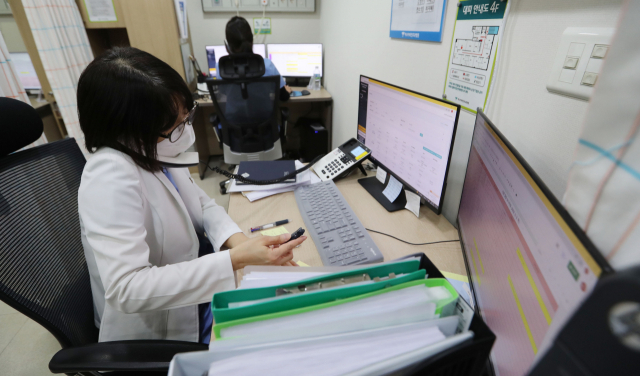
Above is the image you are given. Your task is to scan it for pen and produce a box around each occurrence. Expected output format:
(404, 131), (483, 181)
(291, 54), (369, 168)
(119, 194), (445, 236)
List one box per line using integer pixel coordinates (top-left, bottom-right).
(251, 219), (289, 232)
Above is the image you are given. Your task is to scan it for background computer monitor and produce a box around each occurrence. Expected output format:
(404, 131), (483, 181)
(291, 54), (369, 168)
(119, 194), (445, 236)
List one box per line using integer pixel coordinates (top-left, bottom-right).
(266, 43), (323, 78)
(10, 53), (41, 91)
(457, 110), (611, 376)
(205, 44), (266, 76)
(357, 75), (460, 214)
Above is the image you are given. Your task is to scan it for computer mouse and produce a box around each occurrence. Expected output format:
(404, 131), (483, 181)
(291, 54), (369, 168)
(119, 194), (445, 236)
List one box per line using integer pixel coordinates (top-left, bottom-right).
(301, 90), (311, 96)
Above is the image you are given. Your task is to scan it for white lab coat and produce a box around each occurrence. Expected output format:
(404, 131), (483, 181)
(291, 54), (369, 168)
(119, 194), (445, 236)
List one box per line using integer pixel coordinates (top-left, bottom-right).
(78, 147), (242, 342)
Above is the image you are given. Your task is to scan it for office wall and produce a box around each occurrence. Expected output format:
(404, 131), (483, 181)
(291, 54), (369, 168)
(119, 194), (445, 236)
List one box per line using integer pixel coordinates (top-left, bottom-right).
(0, 15), (27, 52)
(319, 0), (623, 225)
(186, 0), (322, 73)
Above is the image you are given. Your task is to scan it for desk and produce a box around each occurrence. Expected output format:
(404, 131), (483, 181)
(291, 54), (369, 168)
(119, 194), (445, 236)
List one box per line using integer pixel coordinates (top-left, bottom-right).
(28, 95), (64, 142)
(227, 168), (467, 279)
(193, 86), (333, 179)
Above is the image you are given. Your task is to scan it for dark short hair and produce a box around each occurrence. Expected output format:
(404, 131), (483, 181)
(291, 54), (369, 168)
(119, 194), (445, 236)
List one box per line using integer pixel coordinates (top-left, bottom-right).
(77, 47), (193, 172)
(226, 16), (254, 54)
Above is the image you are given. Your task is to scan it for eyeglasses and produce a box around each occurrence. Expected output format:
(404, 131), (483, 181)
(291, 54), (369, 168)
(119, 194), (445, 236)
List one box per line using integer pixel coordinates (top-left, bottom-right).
(160, 102), (199, 143)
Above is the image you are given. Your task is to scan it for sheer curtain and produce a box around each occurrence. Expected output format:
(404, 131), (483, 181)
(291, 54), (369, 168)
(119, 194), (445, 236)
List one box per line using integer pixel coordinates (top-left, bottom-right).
(0, 30), (47, 148)
(20, 0), (94, 155)
(563, 0), (640, 270)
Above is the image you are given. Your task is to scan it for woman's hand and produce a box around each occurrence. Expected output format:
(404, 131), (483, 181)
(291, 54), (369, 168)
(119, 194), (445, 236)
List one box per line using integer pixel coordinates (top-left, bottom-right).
(228, 233), (306, 270)
(284, 85), (293, 94)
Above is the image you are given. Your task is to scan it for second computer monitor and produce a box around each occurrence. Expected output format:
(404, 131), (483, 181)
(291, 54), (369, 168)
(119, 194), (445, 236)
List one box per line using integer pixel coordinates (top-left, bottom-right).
(357, 76), (460, 214)
(457, 110), (610, 376)
(10, 52), (41, 91)
(205, 44), (266, 76)
(267, 43), (323, 78)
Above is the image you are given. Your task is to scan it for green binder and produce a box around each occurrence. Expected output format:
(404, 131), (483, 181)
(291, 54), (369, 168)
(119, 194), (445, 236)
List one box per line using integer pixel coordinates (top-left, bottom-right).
(212, 260), (425, 324)
(213, 278), (459, 340)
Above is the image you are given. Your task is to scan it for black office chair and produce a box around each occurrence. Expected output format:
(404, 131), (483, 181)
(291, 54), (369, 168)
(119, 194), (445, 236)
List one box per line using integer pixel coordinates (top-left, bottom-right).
(0, 98), (207, 376)
(206, 53), (285, 165)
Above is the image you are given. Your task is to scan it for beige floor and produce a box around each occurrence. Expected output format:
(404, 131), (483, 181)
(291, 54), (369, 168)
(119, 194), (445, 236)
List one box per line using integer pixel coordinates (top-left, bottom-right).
(0, 164), (231, 375)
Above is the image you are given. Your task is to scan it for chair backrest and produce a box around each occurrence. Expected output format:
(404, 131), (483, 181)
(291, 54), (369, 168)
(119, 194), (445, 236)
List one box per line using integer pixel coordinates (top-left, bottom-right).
(208, 75), (281, 155)
(0, 139), (98, 348)
(0, 97), (44, 157)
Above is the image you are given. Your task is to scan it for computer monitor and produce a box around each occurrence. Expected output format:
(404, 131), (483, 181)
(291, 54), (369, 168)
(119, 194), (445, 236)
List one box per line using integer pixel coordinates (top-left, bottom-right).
(205, 44), (266, 76)
(457, 110), (611, 376)
(357, 76), (460, 214)
(266, 43), (323, 78)
(10, 53), (41, 91)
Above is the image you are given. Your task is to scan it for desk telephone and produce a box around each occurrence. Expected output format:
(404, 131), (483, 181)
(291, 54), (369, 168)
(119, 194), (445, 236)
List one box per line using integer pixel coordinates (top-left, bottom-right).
(312, 138), (371, 182)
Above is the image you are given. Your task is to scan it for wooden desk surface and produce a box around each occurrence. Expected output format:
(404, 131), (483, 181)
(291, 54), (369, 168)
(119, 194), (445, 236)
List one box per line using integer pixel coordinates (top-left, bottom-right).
(227, 170), (466, 276)
(196, 86), (332, 106)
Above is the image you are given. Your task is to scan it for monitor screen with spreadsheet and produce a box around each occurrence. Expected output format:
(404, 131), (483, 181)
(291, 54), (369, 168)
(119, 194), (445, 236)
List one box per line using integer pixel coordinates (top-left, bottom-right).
(205, 44), (266, 76)
(357, 75), (460, 213)
(457, 110), (610, 376)
(266, 44), (323, 78)
(10, 53), (41, 90)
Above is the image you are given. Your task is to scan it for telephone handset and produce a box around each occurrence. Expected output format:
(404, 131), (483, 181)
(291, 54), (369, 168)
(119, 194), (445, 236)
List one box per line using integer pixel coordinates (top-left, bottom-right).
(312, 138), (371, 181)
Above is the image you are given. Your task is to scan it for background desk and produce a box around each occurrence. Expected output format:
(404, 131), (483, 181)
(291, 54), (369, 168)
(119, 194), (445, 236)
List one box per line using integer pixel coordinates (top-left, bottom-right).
(28, 95), (65, 143)
(193, 86), (333, 179)
(227, 169), (466, 279)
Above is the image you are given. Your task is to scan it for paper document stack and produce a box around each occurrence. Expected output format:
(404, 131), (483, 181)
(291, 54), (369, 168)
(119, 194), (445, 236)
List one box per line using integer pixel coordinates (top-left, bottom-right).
(228, 160), (321, 202)
(168, 260), (476, 376)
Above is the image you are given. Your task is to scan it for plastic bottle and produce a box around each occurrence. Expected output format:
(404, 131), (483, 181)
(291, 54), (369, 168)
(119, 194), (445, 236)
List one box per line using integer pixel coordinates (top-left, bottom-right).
(312, 66), (321, 91)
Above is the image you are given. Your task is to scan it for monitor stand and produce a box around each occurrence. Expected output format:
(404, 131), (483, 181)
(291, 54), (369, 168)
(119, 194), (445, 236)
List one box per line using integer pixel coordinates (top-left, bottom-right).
(358, 176), (407, 212)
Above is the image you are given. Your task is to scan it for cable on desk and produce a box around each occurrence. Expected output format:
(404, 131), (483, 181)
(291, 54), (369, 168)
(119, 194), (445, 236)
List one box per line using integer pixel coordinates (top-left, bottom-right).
(365, 228), (459, 246)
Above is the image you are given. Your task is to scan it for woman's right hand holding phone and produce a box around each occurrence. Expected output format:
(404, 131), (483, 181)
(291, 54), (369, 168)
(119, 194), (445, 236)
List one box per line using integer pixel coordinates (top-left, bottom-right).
(229, 233), (306, 270)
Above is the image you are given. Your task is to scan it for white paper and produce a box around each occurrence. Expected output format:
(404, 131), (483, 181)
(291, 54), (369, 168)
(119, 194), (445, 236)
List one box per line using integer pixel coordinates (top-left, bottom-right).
(84, 0), (117, 22)
(390, 0), (446, 33)
(220, 285), (438, 339)
(376, 168), (387, 184)
(239, 272), (328, 289)
(174, 0), (188, 40)
(209, 323), (446, 376)
(169, 321), (458, 376)
(244, 172), (321, 202)
(229, 161), (311, 193)
(180, 42), (193, 83)
(346, 331), (474, 376)
(382, 175), (403, 203)
(404, 190), (421, 217)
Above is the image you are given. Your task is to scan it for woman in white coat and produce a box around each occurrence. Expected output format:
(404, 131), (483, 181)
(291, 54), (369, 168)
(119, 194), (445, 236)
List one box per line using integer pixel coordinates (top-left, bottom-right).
(76, 47), (306, 344)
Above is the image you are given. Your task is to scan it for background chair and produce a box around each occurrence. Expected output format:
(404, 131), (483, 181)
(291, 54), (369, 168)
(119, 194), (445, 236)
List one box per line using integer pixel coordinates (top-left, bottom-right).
(206, 53), (286, 165)
(0, 98), (207, 376)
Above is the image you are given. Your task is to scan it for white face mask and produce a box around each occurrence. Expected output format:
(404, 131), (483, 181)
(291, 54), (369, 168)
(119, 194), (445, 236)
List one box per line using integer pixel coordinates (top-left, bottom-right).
(156, 124), (195, 158)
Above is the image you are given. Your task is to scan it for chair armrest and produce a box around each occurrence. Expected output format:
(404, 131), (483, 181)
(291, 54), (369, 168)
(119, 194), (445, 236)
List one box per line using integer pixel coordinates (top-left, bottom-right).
(49, 340), (208, 374)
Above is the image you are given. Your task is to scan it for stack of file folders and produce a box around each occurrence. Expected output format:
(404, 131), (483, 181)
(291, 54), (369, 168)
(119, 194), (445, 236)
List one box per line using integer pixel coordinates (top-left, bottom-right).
(169, 254), (496, 376)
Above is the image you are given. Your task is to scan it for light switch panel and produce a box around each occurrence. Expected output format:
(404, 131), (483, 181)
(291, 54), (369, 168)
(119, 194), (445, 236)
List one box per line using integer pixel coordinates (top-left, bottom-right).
(547, 27), (613, 101)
